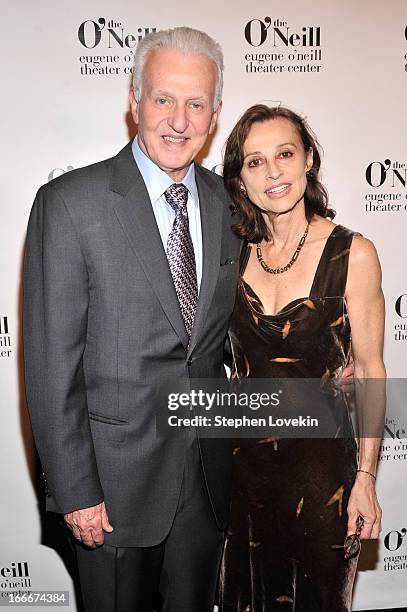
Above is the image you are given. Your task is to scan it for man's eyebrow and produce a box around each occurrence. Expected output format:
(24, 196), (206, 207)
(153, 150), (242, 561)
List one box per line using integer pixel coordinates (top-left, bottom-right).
(152, 91), (207, 101)
(152, 90), (173, 97)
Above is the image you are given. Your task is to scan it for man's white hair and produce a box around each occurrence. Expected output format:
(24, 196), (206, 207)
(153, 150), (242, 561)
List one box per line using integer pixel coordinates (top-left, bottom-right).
(132, 26), (224, 110)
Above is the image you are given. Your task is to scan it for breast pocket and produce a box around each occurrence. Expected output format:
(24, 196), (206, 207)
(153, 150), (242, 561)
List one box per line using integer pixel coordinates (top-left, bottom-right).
(218, 258), (239, 281)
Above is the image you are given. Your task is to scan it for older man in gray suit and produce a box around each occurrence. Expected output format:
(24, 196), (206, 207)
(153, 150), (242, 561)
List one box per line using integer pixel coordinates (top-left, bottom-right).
(23, 27), (240, 612)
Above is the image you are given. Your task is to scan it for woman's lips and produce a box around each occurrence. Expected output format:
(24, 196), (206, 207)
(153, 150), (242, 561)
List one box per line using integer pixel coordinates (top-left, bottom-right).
(265, 183), (291, 198)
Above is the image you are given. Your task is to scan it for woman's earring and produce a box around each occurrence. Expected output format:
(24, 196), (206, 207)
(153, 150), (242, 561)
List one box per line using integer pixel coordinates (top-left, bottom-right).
(240, 186), (248, 197)
(306, 169), (313, 180)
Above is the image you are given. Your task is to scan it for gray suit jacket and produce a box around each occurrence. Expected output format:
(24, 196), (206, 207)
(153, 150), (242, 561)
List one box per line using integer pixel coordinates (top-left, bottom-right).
(23, 141), (241, 546)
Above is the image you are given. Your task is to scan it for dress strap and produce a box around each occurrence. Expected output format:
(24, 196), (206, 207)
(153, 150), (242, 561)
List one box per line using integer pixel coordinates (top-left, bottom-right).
(239, 242), (251, 276)
(310, 225), (359, 298)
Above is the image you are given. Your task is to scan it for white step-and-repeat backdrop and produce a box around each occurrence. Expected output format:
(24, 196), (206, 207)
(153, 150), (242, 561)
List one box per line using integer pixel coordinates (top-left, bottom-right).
(1, 0), (406, 609)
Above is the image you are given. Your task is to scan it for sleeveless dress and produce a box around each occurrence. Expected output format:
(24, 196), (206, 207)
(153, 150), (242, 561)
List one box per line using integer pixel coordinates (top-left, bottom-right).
(218, 225), (359, 612)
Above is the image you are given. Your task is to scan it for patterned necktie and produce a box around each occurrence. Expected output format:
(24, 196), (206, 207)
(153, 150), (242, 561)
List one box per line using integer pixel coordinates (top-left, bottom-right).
(165, 183), (198, 337)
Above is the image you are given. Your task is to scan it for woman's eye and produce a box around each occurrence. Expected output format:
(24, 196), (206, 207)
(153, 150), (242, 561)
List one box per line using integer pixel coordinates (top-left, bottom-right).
(157, 98), (168, 105)
(248, 158), (262, 168)
(279, 151), (293, 159)
(190, 102), (203, 110)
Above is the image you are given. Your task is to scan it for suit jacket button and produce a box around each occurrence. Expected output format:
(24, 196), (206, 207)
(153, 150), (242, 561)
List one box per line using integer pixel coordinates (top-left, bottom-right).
(187, 358), (192, 366)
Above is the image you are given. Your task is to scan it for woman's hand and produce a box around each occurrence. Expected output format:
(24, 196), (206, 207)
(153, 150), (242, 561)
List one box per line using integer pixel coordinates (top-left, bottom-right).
(347, 471), (382, 539)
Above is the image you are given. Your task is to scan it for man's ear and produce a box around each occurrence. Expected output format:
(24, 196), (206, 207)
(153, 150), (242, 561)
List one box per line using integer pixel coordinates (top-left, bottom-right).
(129, 88), (139, 125)
(209, 100), (222, 135)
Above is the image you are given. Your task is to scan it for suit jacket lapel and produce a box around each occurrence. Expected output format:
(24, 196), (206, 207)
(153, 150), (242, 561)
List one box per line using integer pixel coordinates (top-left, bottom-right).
(188, 166), (223, 355)
(111, 143), (189, 349)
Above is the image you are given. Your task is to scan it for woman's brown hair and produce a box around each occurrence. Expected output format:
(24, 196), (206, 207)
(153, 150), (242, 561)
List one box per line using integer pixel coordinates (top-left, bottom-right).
(223, 104), (335, 243)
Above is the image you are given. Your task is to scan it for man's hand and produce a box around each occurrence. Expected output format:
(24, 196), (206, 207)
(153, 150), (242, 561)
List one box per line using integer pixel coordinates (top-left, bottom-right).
(64, 501), (113, 548)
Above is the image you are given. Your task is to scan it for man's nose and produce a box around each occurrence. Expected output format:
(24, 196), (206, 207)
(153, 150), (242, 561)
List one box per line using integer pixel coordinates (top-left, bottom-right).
(167, 104), (188, 133)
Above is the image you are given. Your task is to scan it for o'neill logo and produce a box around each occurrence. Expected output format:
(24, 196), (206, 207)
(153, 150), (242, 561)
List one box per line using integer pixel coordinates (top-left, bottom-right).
(364, 158), (407, 213)
(0, 562), (31, 590)
(365, 159), (406, 188)
(76, 18), (156, 77)
(384, 528), (407, 551)
(244, 17), (320, 47)
(383, 528), (407, 572)
(243, 17), (322, 74)
(78, 18), (156, 49)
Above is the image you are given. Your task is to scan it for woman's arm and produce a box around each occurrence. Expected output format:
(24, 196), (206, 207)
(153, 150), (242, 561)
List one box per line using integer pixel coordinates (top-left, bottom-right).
(344, 235), (386, 539)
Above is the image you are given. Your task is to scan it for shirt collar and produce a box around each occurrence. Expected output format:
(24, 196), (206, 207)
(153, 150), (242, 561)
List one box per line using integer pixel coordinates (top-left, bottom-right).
(132, 138), (199, 206)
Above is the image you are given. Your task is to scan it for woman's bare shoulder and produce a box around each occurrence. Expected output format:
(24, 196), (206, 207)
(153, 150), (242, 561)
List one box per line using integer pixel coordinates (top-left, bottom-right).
(349, 234), (380, 265)
(347, 233), (382, 293)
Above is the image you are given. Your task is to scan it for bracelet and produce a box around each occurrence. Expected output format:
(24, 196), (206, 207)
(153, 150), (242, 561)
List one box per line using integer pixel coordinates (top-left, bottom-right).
(357, 469), (377, 480)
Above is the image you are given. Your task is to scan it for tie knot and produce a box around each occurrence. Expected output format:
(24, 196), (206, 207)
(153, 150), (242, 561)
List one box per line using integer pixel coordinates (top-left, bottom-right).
(164, 183), (189, 213)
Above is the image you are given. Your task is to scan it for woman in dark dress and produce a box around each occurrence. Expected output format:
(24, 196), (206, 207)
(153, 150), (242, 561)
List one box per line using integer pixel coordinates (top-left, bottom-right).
(218, 105), (385, 611)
